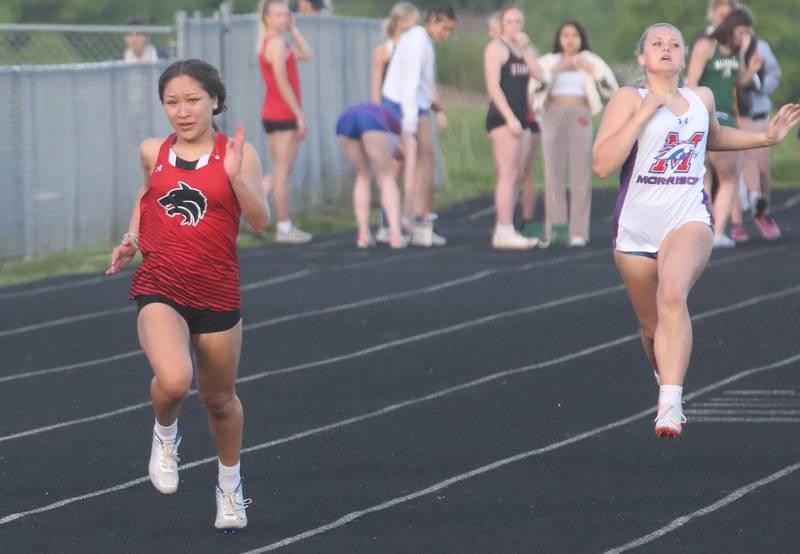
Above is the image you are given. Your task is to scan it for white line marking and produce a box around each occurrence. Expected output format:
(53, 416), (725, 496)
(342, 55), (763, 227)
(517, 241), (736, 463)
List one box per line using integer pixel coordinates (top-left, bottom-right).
(0, 351), (142, 385)
(723, 390), (797, 396)
(0, 307), (136, 339)
(691, 402), (800, 409)
(0, 250), (606, 383)
(4, 280), (800, 444)
(0, 401), (150, 444)
(0, 241), (776, 339)
(774, 191), (800, 212)
(238, 270), (316, 291)
(691, 417), (800, 423)
(685, 409), (800, 416)
(461, 205), (496, 221)
(236, 353), (800, 553)
(604, 461), (800, 553)
(0, 274), (128, 301)
(2, 299), (799, 530)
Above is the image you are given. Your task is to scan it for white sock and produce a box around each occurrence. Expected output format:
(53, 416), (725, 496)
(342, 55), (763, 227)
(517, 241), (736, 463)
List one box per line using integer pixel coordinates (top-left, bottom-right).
(154, 419), (178, 441)
(494, 223), (515, 237)
(277, 219), (293, 233)
(218, 460), (241, 493)
(659, 385), (683, 407)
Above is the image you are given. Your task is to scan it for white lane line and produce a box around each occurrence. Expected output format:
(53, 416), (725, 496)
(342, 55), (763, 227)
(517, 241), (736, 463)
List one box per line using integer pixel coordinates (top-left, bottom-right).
(0, 270), (313, 338)
(691, 402), (800, 409)
(0, 240), (777, 341)
(1, 310), (798, 532)
(685, 409), (800, 416)
(604, 461), (800, 553)
(4, 279), (800, 445)
(0, 307), (136, 339)
(774, 191), (800, 212)
(691, 417), (800, 423)
(0, 351), (142, 385)
(0, 250), (606, 382)
(723, 390), (797, 396)
(243, 270), (494, 331)
(236, 353), (800, 553)
(239, 270), (316, 292)
(0, 401), (151, 444)
(461, 205), (496, 221)
(0, 274), (128, 301)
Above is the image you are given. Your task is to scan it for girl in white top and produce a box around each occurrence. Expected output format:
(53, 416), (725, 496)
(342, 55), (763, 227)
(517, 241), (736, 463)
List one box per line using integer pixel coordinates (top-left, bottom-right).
(592, 23), (799, 438)
(371, 2), (420, 104)
(532, 21), (618, 246)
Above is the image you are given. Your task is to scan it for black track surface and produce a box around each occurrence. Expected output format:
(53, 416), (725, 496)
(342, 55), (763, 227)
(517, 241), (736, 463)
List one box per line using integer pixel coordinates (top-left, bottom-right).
(1, 189), (799, 553)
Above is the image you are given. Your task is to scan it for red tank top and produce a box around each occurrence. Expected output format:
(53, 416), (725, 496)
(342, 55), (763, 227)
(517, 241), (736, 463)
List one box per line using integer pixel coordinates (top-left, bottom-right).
(130, 132), (242, 311)
(259, 35), (301, 122)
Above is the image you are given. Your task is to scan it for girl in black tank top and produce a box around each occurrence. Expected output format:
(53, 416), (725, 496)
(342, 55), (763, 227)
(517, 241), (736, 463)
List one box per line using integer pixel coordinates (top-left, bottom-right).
(486, 42), (531, 132)
(483, 5), (544, 250)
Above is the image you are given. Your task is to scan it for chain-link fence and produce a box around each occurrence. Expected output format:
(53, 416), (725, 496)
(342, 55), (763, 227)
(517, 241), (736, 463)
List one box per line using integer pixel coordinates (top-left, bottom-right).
(0, 6), (384, 260)
(0, 23), (175, 65)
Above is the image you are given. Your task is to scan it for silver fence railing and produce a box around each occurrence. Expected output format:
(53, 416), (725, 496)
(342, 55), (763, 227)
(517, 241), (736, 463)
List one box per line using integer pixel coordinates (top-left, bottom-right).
(0, 7), (382, 260)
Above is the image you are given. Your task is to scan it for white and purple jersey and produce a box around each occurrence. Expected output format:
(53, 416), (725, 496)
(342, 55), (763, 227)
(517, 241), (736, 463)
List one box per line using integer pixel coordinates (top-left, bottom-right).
(614, 87), (713, 254)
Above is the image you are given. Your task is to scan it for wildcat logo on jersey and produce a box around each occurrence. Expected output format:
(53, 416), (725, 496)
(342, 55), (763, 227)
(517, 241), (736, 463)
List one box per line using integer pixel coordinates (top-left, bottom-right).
(158, 181), (208, 226)
(649, 132), (704, 174)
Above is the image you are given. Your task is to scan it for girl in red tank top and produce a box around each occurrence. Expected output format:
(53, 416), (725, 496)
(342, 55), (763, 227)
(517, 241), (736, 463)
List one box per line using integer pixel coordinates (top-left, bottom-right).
(258, 0), (314, 244)
(106, 59), (269, 530)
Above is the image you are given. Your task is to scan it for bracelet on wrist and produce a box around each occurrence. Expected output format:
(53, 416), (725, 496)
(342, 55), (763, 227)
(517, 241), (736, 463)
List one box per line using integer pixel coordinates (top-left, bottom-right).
(123, 232), (140, 250)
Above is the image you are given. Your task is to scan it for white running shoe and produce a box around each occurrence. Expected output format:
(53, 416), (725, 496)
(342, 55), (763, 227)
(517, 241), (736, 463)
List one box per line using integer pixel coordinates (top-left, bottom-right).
(215, 481), (251, 530)
(654, 403), (686, 438)
(492, 231), (538, 250)
(374, 226), (391, 244)
(712, 234), (735, 249)
(276, 225), (312, 244)
(568, 236), (587, 248)
(149, 432), (181, 494)
(430, 230), (447, 247)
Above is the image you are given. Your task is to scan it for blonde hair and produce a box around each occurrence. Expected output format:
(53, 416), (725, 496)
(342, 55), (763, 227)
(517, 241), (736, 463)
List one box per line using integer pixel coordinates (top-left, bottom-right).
(707, 0), (738, 23)
(257, 0), (287, 51)
(636, 22), (684, 55)
(382, 2), (419, 38)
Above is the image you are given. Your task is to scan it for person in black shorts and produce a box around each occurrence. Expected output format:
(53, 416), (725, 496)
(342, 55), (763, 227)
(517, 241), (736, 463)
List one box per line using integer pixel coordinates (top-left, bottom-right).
(484, 3), (544, 249)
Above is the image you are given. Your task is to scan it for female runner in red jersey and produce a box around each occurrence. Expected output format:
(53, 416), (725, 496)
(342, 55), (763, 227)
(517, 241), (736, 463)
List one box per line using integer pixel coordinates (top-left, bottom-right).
(258, 0), (314, 243)
(106, 59), (268, 530)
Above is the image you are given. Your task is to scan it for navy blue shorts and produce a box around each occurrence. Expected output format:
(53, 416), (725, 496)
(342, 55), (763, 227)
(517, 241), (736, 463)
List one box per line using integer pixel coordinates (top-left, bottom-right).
(335, 111), (388, 140)
(617, 250), (658, 260)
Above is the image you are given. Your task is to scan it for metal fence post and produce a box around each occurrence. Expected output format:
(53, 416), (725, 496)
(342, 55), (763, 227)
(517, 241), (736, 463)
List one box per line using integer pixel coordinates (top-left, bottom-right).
(175, 11), (187, 59)
(218, 2), (232, 132)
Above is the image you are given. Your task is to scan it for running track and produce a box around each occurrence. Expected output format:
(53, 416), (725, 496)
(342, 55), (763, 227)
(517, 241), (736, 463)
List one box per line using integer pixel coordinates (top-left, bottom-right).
(1, 190), (799, 553)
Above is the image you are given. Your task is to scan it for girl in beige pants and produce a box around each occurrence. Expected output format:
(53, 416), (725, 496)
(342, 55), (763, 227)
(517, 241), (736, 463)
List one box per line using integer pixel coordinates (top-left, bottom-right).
(541, 103), (593, 243)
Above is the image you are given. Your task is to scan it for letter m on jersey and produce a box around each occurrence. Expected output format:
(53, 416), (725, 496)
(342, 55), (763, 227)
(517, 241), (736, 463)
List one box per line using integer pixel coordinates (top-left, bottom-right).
(649, 132), (704, 174)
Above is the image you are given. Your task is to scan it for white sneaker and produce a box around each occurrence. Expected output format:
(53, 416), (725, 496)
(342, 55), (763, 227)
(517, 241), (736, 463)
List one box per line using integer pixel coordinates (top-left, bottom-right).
(276, 225), (312, 244)
(712, 234), (735, 249)
(149, 432), (181, 494)
(654, 403), (686, 438)
(492, 231), (538, 250)
(374, 226), (391, 244)
(430, 230), (447, 247)
(215, 481), (251, 530)
(569, 236), (587, 247)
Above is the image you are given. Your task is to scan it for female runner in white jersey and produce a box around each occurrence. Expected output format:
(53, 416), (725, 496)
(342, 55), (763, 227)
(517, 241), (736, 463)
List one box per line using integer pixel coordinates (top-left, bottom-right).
(592, 23), (799, 438)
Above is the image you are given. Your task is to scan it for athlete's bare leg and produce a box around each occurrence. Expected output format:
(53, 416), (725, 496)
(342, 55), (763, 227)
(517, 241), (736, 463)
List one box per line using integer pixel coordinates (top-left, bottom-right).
(193, 321), (244, 467)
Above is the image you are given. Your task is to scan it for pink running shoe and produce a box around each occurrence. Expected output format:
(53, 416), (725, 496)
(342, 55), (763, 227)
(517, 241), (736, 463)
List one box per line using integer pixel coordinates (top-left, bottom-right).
(730, 224), (749, 243)
(753, 214), (781, 240)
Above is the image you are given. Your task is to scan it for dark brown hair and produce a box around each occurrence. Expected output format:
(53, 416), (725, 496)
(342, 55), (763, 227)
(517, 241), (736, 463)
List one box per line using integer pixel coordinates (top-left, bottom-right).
(552, 20), (591, 54)
(710, 7), (753, 48)
(158, 59), (227, 116)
